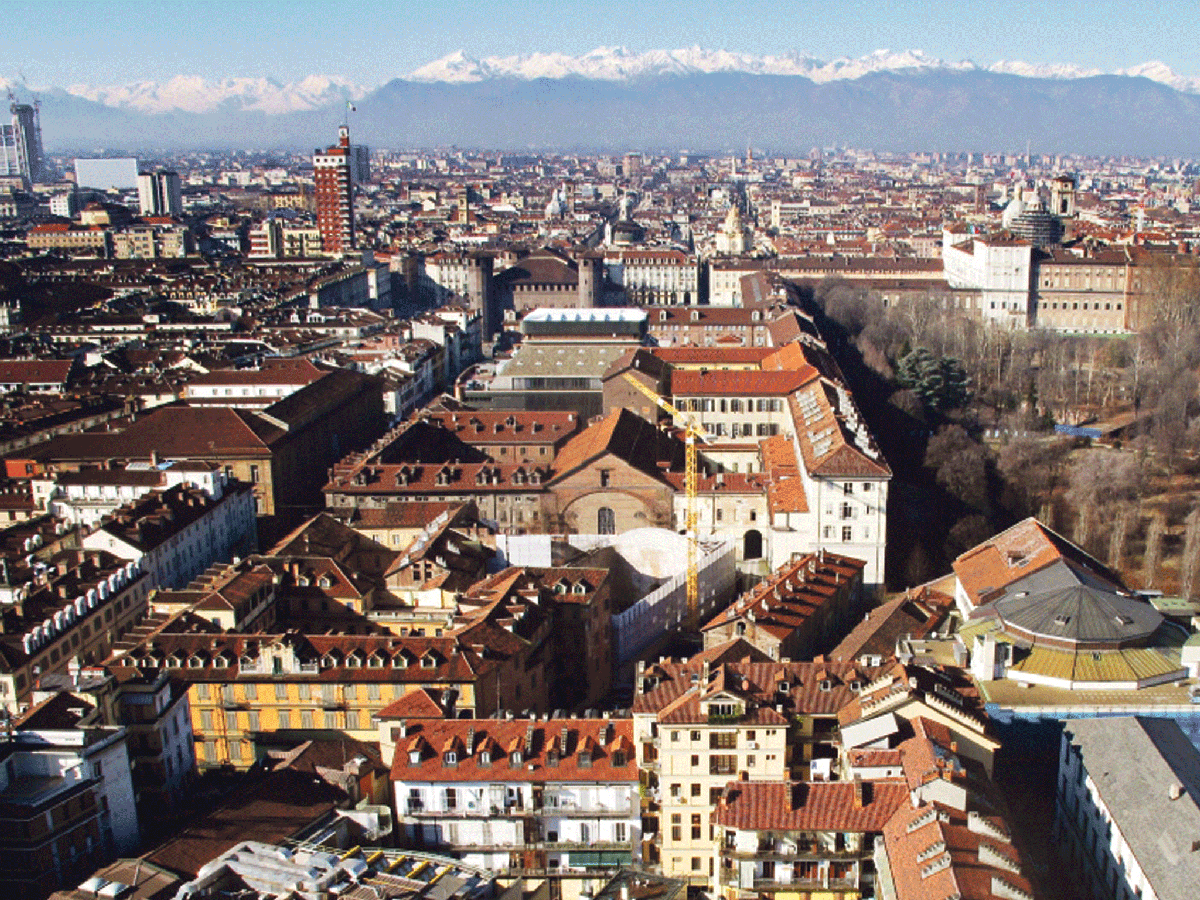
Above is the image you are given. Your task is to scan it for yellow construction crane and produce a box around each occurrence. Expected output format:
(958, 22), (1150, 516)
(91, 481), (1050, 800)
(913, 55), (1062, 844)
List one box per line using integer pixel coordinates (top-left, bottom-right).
(622, 373), (708, 630)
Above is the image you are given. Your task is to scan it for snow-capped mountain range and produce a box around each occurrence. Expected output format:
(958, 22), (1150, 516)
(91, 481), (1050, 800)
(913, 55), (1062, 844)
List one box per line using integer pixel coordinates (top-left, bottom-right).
(409, 47), (1200, 93)
(18, 48), (1200, 116)
(61, 74), (366, 115)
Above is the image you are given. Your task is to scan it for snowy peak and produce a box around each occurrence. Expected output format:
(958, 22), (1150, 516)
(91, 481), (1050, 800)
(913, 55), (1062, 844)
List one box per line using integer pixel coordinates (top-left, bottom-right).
(404, 47), (1200, 94)
(66, 74), (368, 115)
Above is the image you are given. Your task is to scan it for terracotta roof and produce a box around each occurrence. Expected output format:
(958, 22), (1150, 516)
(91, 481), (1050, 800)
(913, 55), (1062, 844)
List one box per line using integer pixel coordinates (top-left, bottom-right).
(550, 407), (684, 483)
(671, 368), (817, 396)
(882, 800), (1032, 900)
(713, 780), (908, 832)
(830, 586), (955, 663)
(391, 717), (637, 784)
(952, 516), (1125, 610)
(0, 359), (73, 386)
(143, 767), (347, 877)
(634, 657), (892, 721)
(704, 553), (864, 638)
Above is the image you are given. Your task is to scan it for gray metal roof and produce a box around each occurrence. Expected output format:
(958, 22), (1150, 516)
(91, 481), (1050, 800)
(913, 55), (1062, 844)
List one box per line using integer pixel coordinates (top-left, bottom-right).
(993, 582), (1163, 645)
(1064, 717), (1200, 900)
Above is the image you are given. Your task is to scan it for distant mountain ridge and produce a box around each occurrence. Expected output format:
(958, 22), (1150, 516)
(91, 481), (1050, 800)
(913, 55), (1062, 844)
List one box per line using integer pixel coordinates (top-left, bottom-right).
(23, 54), (1200, 156)
(19, 48), (1200, 119)
(406, 47), (1200, 95)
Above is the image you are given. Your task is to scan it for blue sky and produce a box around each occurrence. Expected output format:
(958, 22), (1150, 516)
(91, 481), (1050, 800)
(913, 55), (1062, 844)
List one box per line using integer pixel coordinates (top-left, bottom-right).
(8, 0), (1200, 85)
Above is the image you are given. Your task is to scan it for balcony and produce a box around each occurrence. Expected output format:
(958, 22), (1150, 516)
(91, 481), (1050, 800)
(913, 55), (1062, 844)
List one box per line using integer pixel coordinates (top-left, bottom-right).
(720, 844), (865, 861)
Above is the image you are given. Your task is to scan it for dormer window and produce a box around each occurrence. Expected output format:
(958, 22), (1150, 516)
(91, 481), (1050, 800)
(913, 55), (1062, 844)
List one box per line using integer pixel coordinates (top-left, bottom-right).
(612, 750), (626, 767)
(421, 654), (438, 668)
(572, 582), (587, 594)
(409, 750), (421, 765)
(819, 679), (833, 692)
(443, 750), (457, 767)
(479, 750), (491, 766)
(510, 751), (523, 767)
(547, 749), (559, 768)
(578, 751), (592, 768)
(848, 680), (862, 692)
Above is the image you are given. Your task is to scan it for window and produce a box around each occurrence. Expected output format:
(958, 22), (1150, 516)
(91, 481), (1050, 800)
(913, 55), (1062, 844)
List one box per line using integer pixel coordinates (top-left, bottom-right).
(841, 503), (853, 519)
(598, 507), (616, 535)
(615, 822), (627, 842)
(444, 788), (458, 810)
(278, 709), (291, 729)
(690, 730), (701, 741)
(691, 782), (702, 797)
(842, 526), (852, 542)
(843, 483), (853, 495)
(691, 754), (700, 767)
(599, 469), (611, 487)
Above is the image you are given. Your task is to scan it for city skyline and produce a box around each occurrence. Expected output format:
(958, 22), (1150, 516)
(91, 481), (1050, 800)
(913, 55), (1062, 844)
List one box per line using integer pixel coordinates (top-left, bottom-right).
(7, 0), (1200, 92)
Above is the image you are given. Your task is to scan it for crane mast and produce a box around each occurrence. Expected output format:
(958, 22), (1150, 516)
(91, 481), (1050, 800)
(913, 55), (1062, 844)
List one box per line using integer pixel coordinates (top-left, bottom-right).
(622, 373), (707, 631)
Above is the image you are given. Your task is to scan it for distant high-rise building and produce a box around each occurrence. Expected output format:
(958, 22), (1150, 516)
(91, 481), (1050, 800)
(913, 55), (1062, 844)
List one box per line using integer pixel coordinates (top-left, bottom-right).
(137, 169), (183, 217)
(0, 103), (44, 184)
(313, 125), (357, 255)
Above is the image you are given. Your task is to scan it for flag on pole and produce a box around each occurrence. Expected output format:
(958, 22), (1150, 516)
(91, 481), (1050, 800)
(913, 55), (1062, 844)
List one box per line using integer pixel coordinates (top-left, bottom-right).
(347, 101), (357, 112)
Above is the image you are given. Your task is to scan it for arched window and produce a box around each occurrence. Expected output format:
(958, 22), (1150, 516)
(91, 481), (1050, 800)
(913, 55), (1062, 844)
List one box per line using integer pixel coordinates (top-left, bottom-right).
(598, 507), (616, 535)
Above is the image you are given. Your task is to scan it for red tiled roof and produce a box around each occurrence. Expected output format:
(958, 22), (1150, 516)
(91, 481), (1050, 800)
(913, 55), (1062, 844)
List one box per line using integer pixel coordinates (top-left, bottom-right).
(390, 718), (637, 784)
(713, 780), (908, 832)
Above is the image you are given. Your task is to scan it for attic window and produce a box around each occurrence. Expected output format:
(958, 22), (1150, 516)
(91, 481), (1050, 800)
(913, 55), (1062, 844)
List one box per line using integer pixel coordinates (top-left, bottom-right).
(443, 750), (457, 767)
(578, 750), (592, 768)
(479, 750), (491, 766)
(776, 681), (789, 693)
(409, 749), (421, 765)
(368, 655), (384, 668)
(612, 750), (626, 767)
(187, 656), (203, 668)
(572, 582), (587, 594)
(819, 680), (833, 692)
(510, 750), (523, 767)
(848, 680), (862, 692)
(318, 575), (333, 588)
(421, 654), (438, 668)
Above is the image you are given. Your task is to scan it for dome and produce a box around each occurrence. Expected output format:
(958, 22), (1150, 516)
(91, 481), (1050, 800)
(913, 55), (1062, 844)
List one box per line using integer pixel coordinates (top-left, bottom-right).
(992, 584), (1163, 649)
(1001, 196), (1025, 229)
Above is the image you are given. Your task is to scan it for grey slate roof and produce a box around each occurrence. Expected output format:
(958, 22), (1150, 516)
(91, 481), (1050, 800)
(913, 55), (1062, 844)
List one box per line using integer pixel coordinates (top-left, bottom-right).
(993, 583), (1162, 645)
(1064, 716), (1200, 900)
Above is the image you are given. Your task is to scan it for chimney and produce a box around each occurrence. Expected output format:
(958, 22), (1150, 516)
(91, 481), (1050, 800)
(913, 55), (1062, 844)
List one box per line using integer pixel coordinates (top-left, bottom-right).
(466, 726), (475, 754)
(560, 726), (570, 756)
(853, 774), (865, 808)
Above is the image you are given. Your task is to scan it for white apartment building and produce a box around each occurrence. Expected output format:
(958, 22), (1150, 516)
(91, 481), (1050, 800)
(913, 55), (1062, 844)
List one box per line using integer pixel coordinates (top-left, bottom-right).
(391, 716), (641, 876)
(81, 481), (257, 591)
